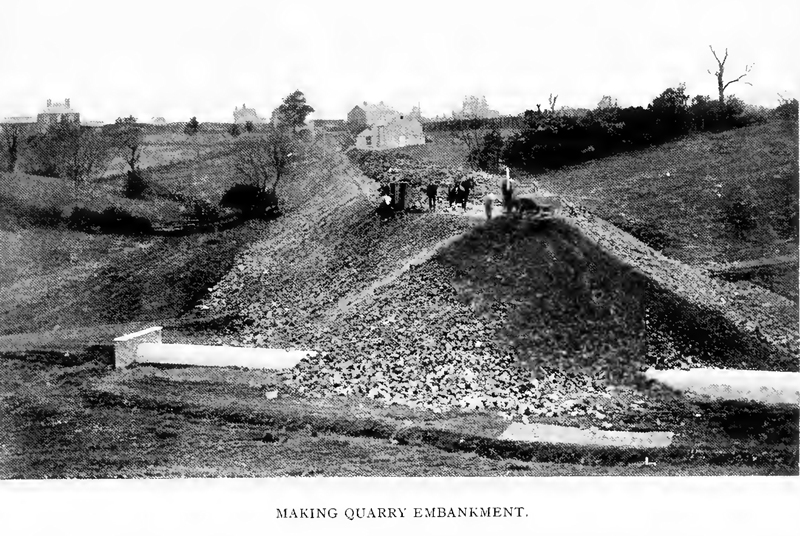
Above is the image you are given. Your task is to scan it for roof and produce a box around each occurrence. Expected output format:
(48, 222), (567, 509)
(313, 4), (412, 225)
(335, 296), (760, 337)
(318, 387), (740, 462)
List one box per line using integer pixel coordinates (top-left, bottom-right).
(40, 101), (78, 114)
(2, 116), (36, 124)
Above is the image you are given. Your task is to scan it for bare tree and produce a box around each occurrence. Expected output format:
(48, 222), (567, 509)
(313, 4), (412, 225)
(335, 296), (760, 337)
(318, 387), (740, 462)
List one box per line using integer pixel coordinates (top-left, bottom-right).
(27, 121), (112, 193)
(448, 111), (487, 170)
(1, 123), (29, 172)
(708, 46), (754, 104)
(59, 126), (112, 189)
(109, 116), (144, 174)
(231, 127), (296, 193)
(549, 94), (559, 114)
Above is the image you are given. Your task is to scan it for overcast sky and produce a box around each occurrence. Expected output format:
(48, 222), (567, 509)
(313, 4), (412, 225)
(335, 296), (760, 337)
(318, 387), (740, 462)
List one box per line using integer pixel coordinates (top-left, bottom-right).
(1, 0), (797, 123)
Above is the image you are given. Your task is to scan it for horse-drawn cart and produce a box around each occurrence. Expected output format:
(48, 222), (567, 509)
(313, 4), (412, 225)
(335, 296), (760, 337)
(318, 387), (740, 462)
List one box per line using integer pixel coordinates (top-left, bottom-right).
(508, 195), (561, 222)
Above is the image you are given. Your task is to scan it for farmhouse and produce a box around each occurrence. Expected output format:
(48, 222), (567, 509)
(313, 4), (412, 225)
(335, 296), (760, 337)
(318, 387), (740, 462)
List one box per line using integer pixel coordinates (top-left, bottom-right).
(1, 116), (36, 125)
(347, 101), (401, 128)
(355, 114), (424, 150)
(233, 103), (266, 124)
(37, 98), (80, 129)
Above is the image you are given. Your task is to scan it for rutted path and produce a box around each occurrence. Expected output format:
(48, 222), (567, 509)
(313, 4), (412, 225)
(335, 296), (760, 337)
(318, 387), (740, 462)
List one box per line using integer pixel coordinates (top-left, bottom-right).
(335, 231), (469, 316)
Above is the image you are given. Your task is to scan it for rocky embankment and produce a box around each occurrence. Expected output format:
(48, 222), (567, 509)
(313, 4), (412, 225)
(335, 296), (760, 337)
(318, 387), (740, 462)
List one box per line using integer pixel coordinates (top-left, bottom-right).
(198, 155), (797, 428)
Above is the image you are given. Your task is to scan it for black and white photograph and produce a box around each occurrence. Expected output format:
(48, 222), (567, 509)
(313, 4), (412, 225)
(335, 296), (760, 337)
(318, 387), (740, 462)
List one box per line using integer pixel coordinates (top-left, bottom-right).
(0, 0), (798, 532)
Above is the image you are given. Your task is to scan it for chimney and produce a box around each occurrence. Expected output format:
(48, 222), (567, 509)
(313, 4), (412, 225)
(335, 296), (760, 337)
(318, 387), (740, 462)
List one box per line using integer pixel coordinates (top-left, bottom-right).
(65, 98), (70, 108)
(47, 99), (51, 107)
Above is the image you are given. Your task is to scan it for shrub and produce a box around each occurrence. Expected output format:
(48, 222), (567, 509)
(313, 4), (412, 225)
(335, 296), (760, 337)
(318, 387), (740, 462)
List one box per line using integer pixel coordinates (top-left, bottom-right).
(608, 214), (675, 252)
(774, 96), (799, 122)
(475, 129), (504, 173)
(124, 170), (148, 199)
(717, 184), (760, 238)
(66, 205), (153, 235)
(220, 183), (281, 221)
(190, 199), (220, 225)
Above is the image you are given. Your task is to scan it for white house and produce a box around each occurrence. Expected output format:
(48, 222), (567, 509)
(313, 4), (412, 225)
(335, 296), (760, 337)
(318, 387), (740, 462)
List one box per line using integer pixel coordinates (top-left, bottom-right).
(347, 101), (401, 128)
(233, 104), (266, 124)
(37, 98), (80, 129)
(355, 114), (424, 151)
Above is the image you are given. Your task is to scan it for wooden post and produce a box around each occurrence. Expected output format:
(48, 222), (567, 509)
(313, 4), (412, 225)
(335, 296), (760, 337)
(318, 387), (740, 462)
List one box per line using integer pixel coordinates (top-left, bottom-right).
(390, 183), (397, 206)
(399, 183), (407, 210)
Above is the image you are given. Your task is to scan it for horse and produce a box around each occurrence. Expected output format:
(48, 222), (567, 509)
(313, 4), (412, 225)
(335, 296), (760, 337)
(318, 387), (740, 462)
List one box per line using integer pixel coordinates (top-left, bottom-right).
(509, 195), (561, 221)
(447, 177), (475, 209)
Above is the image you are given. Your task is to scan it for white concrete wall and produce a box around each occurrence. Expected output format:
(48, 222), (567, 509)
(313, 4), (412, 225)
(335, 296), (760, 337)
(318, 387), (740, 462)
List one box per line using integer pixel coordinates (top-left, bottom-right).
(645, 368), (800, 404)
(113, 326), (162, 369)
(136, 343), (315, 370)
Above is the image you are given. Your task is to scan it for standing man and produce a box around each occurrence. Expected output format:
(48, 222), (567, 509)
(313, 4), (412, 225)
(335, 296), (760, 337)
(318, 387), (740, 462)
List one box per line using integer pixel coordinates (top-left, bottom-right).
(377, 193), (394, 221)
(447, 176), (460, 209)
(483, 192), (498, 220)
(500, 166), (516, 214)
(426, 183), (439, 211)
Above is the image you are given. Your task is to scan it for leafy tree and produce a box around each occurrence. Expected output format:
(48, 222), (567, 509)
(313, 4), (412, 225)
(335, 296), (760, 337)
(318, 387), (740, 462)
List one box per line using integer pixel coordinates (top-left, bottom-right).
(184, 116), (200, 135)
(648, 84), (691, 141)
(274, 90), (315, 132)
(108, 116), (147, 198)
(447, 112), (489, 170)
(220, 183), (280, 221)
(475, 129), (504, 172)
(244, 120), (254, 133)
(110, 116), (144, 173)
(775, 94), (799, 122)
(28, 120), (111, 190)
(184, 116), (201, 158)
(228, 123), (241, 137)
(231, 126), (296, 194)
(1, 123), (30, 172)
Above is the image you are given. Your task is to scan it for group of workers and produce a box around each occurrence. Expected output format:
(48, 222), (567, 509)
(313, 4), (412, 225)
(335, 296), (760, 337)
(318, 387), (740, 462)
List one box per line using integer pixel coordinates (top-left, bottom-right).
(377, 166), (518, 221)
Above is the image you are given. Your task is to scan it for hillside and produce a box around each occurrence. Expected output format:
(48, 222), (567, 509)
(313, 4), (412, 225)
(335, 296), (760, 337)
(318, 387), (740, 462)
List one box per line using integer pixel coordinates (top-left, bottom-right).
(526, 121), (799, 266)
(198, 128), (797, 425)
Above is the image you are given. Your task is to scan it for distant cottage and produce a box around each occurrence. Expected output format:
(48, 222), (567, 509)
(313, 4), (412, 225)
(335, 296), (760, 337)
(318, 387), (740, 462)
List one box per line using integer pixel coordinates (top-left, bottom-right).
(1, 116), (36, 125)
(347, 101), (401, 128)
(355, 114), (424, 151)
(37, 98), (80, 129)
(233, 104), (265, 125)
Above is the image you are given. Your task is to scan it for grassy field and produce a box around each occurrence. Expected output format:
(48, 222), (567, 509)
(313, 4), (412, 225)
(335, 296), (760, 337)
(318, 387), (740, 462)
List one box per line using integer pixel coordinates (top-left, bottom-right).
(1, 125), (796, 477)
(526, 121), (799, 266)
(1, 352), (795, 477)
(0, 223), (266, 336)
(402, 121), (798, 267)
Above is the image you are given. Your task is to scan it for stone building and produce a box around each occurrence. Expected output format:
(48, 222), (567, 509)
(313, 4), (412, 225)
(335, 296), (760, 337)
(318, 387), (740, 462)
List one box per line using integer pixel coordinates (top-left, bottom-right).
(355, 114), (424, 151)
(347, 101), (401, 128)
(233, 104), (265, 124)
(37, 98), (80, 130)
